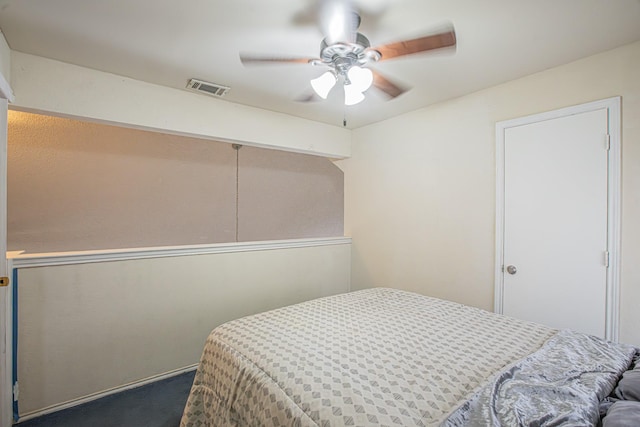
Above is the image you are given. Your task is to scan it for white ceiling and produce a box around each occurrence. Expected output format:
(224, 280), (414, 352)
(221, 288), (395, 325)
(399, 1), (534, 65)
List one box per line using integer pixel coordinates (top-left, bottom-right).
(1, 0), (639, 129)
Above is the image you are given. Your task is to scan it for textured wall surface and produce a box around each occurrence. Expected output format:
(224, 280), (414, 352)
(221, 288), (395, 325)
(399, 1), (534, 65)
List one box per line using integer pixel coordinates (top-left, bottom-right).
(16, 243), (351, 415)
(8, 111), (344, 252)
(239, 147), (344, 241)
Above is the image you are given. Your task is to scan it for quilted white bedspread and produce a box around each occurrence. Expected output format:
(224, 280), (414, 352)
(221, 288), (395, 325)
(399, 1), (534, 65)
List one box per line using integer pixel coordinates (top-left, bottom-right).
(180, 288), (555, 426)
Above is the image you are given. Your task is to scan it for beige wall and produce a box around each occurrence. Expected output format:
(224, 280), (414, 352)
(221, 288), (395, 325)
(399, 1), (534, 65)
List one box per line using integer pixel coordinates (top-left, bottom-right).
(339, 40), (640, 346)
(9, 51), (351, 158)
(16, 242), (351, 416)
(5, 49), (349, 421)
(0, 31), (9, 84)
(8, 111), (344, 252)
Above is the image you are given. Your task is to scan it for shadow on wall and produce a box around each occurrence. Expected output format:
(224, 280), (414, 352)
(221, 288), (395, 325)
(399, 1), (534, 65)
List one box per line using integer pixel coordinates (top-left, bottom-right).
(7, 110), (344, 253)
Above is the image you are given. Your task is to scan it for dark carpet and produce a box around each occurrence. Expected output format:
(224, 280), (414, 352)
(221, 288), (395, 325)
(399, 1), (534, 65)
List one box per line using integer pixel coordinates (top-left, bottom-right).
(16, 371), (196, 427)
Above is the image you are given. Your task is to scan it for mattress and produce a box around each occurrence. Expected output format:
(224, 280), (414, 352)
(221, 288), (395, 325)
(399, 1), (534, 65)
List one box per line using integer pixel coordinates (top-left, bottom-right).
(181, 288), (636, 426)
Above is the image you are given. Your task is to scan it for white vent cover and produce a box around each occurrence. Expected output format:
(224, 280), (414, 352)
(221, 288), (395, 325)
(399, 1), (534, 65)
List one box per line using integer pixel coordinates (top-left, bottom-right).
(186, 79), (230, 98)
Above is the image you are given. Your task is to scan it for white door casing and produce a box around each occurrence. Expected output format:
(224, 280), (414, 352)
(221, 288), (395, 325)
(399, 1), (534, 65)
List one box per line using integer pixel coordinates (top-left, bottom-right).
(0, 88), (13, 426)
(0, 59), (14, 426)
(495, 97), (621, 341)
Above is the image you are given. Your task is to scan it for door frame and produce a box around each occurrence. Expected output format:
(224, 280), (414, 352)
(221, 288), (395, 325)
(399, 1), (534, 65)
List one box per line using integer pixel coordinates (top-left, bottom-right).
(0, 72), (14, 427)
(494, 97), (621, 342)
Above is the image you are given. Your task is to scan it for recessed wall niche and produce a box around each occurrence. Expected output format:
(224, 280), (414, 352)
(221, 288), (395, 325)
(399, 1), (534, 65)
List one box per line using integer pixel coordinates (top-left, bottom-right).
(8, 111), (344, 253)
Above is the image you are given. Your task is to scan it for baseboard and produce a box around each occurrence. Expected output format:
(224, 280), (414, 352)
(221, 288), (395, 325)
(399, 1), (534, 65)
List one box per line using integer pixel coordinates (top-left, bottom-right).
(15, 364), (198, 423)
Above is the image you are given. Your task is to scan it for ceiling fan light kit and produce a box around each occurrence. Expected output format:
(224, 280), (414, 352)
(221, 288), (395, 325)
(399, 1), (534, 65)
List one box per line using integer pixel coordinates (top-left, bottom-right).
(310, 71), (337, 99)
(239, 3), (456, 109)
(310, 65), (372, 104)
(308, 31), (379, 105)
(344, 83), (365, 105)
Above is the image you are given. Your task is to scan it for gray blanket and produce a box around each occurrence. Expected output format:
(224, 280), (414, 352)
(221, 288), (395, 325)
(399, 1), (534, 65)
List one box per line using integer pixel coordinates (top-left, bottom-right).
(442, 330), (636, 426)
(181, 289), (636, 427)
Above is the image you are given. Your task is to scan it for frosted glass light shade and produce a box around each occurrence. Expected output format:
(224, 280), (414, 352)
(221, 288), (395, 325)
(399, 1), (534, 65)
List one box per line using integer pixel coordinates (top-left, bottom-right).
(344, 84), (365, 106)
(310, 72), (337, 99)
(347, 66), (373, 92)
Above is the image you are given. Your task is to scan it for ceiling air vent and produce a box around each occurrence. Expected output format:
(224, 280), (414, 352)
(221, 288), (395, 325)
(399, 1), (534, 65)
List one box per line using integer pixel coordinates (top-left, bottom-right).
(186, 78), (230, 98)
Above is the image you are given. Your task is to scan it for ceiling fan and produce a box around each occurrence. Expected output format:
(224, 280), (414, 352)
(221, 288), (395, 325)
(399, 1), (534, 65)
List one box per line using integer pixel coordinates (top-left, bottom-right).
(240, 0), (456, 106)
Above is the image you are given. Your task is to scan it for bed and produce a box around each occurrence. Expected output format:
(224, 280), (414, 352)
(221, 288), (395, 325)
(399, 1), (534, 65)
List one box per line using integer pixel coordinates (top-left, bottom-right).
(180, 288), (639, 426)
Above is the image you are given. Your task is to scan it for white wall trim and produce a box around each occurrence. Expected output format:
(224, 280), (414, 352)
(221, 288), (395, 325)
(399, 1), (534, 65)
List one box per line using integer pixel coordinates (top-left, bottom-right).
(0, 97), (11, 427)
(0, 275), (12, 427)
(494, 96), (621, 342)
(16, 364), (198, 422)
(494, 120), (506, 316)
(8, 237), (351, 421)
(605, 97), (622, 342)
(0, 74), (13, 104)
(9, 237), (352, 268)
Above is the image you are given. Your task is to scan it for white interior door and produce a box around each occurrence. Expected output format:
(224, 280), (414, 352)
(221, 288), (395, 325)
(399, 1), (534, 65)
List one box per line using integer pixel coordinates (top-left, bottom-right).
(498, 105), (612, 338)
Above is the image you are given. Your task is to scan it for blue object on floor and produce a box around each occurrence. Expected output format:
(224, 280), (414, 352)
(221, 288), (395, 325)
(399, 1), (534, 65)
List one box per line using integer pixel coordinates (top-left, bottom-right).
(16, 370), (195, 427)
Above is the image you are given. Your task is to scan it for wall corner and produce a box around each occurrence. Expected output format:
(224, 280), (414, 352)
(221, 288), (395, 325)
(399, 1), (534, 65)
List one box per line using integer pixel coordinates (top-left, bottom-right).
(0, 31), (14, 101)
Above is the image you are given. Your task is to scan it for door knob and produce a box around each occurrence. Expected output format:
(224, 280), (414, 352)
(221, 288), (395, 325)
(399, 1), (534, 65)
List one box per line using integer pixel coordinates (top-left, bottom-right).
(506, 265), (517, 275)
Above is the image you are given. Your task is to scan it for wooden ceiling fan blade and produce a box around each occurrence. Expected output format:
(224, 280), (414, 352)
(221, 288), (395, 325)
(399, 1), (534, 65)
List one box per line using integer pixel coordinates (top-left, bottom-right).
(371, 27), (456, 61)
(239, 54), (318, 66)
(372, 70), (407, 99)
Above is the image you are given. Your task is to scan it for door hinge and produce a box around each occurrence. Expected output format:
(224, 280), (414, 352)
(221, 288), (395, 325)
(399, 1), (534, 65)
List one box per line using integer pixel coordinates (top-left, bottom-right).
(605, 134), (611, 151)
(604, 250), (610, 268)
(13, 382), (19, 401)
(0, 276), (9, 287)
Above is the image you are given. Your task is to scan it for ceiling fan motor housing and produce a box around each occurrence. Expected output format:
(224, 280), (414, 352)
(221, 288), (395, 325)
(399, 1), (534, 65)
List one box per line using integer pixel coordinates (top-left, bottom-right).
(317, 32), (381, 75)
